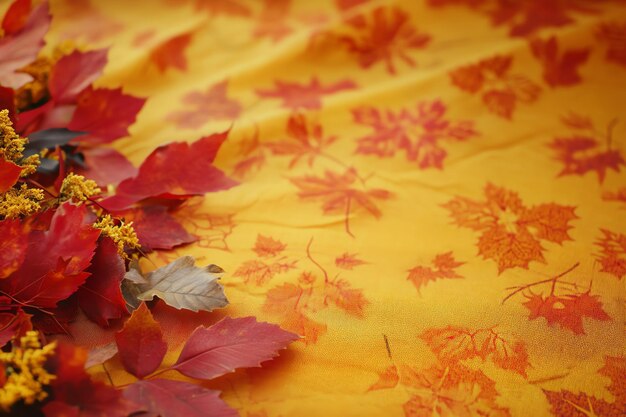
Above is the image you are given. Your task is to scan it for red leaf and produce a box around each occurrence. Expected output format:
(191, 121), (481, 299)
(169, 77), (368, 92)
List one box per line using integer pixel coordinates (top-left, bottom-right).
(0, 86), (16, 124)
(256, 77), (356, 110)
(530, 36), (590, 87)
(335, 253), (367, 270)
(77, 237), (128, 327)
(407, 252), (464, 292)
(0, 2), (50, 88)
(167, 81), (242, 129)
(124, 379), (237, 417)
(0, 203), (99, 308)
(0, 158), (21, 193)
(172, 316), (298, 380)
(49, 49), (108, 104)
(115, 303), (167, 379)
(149, 33), (192, 72)
(76, 147), (138, 187)
(102, 133), (237, 210)
(0, 309), (32, 347)
(68, 86), (146, 144)
(1, 0), (31, 35)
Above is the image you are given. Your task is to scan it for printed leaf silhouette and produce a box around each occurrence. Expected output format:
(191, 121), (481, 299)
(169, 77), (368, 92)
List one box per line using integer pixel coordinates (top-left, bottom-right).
(0, 219), (28, 279)
(102, 132), (237, 210)
(0, 158), (21, 193)
(149, 32), (192, 72)
(124, 379), (238, 417)
(442, 183), (577, 273)
(336, 6), (430, 74)
(234, 259), (297, 286)
(124, 256), (228, 313)
(599, 355), (626, 401)
(420, 326), (530, 377)
(265, 113), (337, 168)
(68, 86), (146, 144)
(543, 389), (624, 417)
(336, 0), (370, 11)
(172, 316), (299, 380)
(530, 36), (590, 87)
(49, 49), (108, 104)
(167, 81), (242, 129)
(0, 2), (50, 89)
(594, 229), (626, 279)
(116, 206), (196, 251)
(523, 292), (611, 334)
(324, 279), (368, 317)
(256, 77), (356, 110)
(0, 203), (100, 308)
(335, 253), (367, 270)
(253, 234), (287, 258)
(407, 252), (464, 292)
(77, 237), (128, 327)
(602, 187), (626, 206)
(253, 0), (292, 43)
(182, 0), (252, 17)
(368, 365), (400, 391)
(115, 303), (167, 378)
(0, 309), (31, 346)
(596, 21), (626, 68)
(290, 168), (391, 237)
(549, 136), (624, 183)
(353, 100), (476, 168)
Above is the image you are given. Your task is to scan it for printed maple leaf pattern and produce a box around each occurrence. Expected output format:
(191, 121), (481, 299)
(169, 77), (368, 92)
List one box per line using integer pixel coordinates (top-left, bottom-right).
(167, 80), (242, 129)
(253, 0), (292, 43)
(232, 127), (266, 178)
(449, 55), (541, 119)
(352, 100), (477, 168)
(442, 183), (577, 273)
(549, 113), (624, 182)
(596, 21), (626, 68)
(543, 355), (626, 417)
(530, 36), (590, 87)
(602, 187), (626, 206)
(256, 77), (356, 110)
(263, 239), (368, 344)
(173, 199), (236, 251)
(503, 263), (611, 334)
(290, 168), (391, 237)
(149, 32), (192, 72)
(234, 235), (297, 285)
(335, 253), (367, 270)
(166, 0), (251, 17)
(335, 6), (431, 74)
(407, 252), (464, 293)
(595, 229), (626, 280)
(428, 0), (600, 37)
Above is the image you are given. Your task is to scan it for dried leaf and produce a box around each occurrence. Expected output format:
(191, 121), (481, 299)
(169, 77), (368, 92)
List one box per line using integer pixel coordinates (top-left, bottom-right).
(85, 342), (118, 369)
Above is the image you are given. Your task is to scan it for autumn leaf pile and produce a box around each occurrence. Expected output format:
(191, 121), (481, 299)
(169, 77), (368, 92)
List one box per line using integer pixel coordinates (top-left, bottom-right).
(0, 1), (297, 415)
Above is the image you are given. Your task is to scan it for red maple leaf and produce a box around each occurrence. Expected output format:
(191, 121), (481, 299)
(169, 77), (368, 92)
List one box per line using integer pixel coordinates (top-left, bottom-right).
(420, 326), (530, 377)
(102, 132), (237, 210)
(442, 183), (577, 273)
(256, 77), (356, 110)
(595, 228), (626, 279)
(352, 100), (477, 168)
(149, 32), (192, 72)
(75, 147), (138, 187)
(336, 6), (430, 74)
(0, 158), (22, 193)
(48, 49), (108, 104)
(530, 36), (590, 87)
(0, 218), (28, 279)
(407, 252), (464, 292)
(77, 237), (128, 327)
(335, 253), (367, 270)
(596, 21), (626, 68)
(290, 168), (391, 237)
(167, 81), (242, 129)
(115, 303), (167, 379)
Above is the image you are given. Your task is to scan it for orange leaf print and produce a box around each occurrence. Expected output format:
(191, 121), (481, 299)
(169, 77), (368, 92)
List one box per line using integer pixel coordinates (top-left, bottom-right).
(408, 252), (464, 293)
(530, 36), (590, 87)
(336, 6), (430, 74)
(149, 33), (192, 72)
(602, 187), (626, 206)
(353, 100), (477, 168)
(167, 81), (242, 129)
(290, 168), (391, 237)
(595, 229), (626, 279)
(543, 389), (624, 417)
(367, 365), (399, 391)
(253, 0), (292, 43)
(443, 183), (577, 273)
(167, 0), (251, 17)
(256, 77), (356, 110)
(336, 0), (370, 11)
(253, 235), (287, 258)
(596, 21), (626, 68)
(599, 355), (626, 401)
(450, 55), (541, 120)
(335, 253), (367, 270)
(420, 326), (530, 377)
(173, 200), (236, 251)
(324, 279), (368, 317)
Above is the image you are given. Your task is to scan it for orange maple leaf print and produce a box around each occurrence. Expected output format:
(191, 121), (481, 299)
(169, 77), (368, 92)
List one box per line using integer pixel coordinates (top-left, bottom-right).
(353, 100), (477, 168)
(596, 21), (626, 68)
(149, 33), (192, 72)
(335, 253), (367, 270)
(368, 365), (400, 391)
(167, 81), (242, 129)
(407, 252), (464, 293)
(253, 0), (292, 43)
(450, 55), (541, 119)
(443, 183), (577, 273)
(166, 0), (251, 17)
(603, 187), (626, 206)
(256, 77), (356, 110)
(253, 235), (287, 258)
(530, 36), (590, 87)
(595, 229), (626, 279)
(290, 168), (391, 237)
(234, 235), (296, 285)
(549, 114), (623, 182)
(335, 6), (430, 74)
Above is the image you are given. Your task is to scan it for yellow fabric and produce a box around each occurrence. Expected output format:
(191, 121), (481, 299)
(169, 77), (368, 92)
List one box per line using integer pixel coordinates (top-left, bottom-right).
(46, 0), (626, 416)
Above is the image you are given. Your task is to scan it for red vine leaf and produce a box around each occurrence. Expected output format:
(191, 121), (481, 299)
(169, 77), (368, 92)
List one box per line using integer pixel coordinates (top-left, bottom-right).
(595, 229), (626, 279)
(407, 252), (464, 292)
(256, 77), (356, 110)
(116, 206), (196, 251)
(530, 36), (590, 87)
(335, 253), (367, 270)
(115, 303), (167, 379)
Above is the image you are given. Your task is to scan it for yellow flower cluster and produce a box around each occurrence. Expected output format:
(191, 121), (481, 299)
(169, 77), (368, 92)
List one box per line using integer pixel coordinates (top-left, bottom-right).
(0, 109), (40, 177)
(0, 184), (44, 219)
(60, 173), (101, 203)
(93, 214), (141, 257)
(0, 331), (57, 412)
